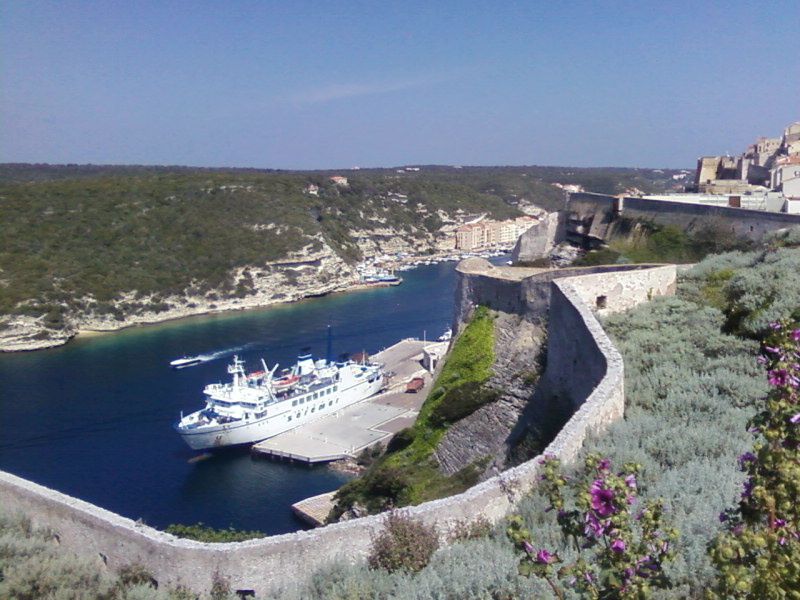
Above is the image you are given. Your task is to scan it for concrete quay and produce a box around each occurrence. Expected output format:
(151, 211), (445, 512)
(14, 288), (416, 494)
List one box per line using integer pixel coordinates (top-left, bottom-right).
(251, 339), (446, 463)
(291, 491), (337, 527)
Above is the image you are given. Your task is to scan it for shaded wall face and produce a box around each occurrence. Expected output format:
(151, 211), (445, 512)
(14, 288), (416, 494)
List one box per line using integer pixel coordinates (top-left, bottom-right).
(566, 193), (800, 244)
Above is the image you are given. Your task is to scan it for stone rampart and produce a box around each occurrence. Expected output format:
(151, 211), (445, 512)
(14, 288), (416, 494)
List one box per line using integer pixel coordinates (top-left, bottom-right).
(566, 192), (800, 243)
(0, 263), (677, 598)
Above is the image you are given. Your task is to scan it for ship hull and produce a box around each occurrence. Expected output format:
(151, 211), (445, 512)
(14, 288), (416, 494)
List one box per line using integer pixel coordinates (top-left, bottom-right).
(177, 374), (384, 451)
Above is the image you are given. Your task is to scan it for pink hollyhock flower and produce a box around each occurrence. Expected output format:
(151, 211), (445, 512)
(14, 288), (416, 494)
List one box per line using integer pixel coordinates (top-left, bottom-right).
(536, 549), (555, 564)
(584, 511), (606, 537)
(590, 480), (617, 516)
(768, 369), (789, 386)
(611, 538), (626, 553)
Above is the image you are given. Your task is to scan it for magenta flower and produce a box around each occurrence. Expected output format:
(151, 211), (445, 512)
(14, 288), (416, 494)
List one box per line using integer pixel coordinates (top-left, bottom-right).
(523, 540), (534, 554)
(590, 480), (617, 516)
(738, 452), (756, 469)
(611, 538), (626, 553)
(768, 369), (789, 386)
(790, 413), (800, 424)
(535, 549), (555, 564)
(792, 328), (800, 341)
(585, 511), (607, 537)
(624, 474), (637, 490)
(597, 458), (611, 471)
(770, 322), (782, 330)
(741, 479), (754, 499)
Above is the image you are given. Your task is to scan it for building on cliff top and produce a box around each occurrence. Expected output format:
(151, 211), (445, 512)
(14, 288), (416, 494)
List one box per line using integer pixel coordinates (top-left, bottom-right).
(672, 121), (800, 213)
(693, 121), (799, 196)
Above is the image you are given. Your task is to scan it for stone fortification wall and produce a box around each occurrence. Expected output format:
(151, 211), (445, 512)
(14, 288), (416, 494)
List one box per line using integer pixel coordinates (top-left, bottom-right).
(620, 196), (800, 240)
(566, 192), (800, 243)
(453, 259), (674, 332)
(0, 263), (676, 598)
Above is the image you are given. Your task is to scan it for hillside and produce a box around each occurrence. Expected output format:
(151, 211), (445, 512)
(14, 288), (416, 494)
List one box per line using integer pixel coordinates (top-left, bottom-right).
(0, 164), (683, 350)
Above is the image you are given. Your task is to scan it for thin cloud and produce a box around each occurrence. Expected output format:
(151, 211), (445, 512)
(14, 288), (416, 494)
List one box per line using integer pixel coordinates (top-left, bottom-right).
(287, 74), (452, 106)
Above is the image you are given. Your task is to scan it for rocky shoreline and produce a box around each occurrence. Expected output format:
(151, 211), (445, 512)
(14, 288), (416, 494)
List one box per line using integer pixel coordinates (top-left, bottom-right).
(0, 236), (519, 354)
(0, 248), (360, 353)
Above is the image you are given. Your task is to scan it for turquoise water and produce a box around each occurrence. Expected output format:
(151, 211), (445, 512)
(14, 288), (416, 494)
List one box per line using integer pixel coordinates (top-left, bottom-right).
(0, 261), (473, 535)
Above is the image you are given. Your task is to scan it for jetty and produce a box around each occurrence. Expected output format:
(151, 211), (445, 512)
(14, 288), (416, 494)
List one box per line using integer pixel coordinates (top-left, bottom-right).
(251, 338), (445, 463)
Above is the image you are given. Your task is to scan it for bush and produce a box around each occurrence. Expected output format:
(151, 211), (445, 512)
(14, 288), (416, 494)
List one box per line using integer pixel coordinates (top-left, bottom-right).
(368, 512), (439, 574)
(428, 380), (499, 426)
(164, 522), (264, 543)
(708, 320), (800, 598)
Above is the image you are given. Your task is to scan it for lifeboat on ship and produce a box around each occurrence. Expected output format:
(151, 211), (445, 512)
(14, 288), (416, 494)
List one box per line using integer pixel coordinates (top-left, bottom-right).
(247, 370), (266, 381)
(272, 373), (300, 391)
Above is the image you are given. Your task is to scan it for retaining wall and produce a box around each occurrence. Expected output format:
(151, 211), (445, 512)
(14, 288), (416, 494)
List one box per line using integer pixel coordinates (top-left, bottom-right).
(567, 191), (800, 243)
(0, 263), (676, 598)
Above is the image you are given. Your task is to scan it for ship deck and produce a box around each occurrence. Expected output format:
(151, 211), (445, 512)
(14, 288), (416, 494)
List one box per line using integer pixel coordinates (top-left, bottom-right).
(251, 338), (443, 463)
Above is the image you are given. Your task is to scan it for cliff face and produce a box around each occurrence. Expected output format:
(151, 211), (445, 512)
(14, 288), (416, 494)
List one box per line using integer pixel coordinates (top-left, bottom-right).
(0, 200), (469, 352)
(0, 240), (355, 351)
(510, 211), (567, 263)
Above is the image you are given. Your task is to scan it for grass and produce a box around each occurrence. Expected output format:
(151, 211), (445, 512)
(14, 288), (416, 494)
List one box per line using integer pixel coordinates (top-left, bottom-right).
(164, 523), (265, 543)
(329, 306), (496, 518)
(573, 220), (754, 266)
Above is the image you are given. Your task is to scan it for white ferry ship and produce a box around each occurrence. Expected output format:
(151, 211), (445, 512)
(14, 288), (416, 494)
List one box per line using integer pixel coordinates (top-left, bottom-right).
(175, 353), (384, 450)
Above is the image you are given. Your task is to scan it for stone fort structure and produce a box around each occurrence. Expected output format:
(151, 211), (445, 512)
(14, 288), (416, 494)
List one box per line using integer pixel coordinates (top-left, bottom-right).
(513, 191), (800, 263)
(0, 262), (677, 597)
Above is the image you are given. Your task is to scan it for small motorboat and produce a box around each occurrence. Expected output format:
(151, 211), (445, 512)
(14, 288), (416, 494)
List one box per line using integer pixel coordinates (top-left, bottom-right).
(170, 356), (203, 369)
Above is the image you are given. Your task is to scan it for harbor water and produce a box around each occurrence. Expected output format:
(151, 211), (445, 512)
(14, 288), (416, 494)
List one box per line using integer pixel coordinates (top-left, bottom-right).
(0, 260), (490, 535)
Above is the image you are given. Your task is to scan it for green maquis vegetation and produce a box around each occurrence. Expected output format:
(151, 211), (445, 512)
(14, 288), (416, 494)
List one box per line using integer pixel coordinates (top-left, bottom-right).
(0, 167), (521, 326)
(0, 163), (682, 329)
(164, 522), (265, 543)
(573, 218), (756, 267)
(329, 306), (496, 519)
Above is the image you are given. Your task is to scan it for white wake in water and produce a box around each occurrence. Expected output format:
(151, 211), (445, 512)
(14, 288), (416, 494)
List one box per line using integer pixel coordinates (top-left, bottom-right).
(173, 343), (255, 368)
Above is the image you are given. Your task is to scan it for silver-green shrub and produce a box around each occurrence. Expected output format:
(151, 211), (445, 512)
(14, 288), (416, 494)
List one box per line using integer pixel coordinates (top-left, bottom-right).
(0, 511), (211, 599)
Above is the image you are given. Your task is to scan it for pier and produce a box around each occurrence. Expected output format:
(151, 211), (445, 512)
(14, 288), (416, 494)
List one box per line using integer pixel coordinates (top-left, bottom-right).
(291, 491), (337, 527)
(251, 338), (445, 463)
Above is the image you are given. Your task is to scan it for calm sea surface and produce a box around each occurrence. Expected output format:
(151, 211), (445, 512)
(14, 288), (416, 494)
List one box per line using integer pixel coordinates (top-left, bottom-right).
(0, 260), (494, 535)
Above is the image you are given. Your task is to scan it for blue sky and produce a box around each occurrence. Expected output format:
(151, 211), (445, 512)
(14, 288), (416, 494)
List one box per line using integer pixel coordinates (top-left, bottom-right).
(2, 1), (798, 169)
